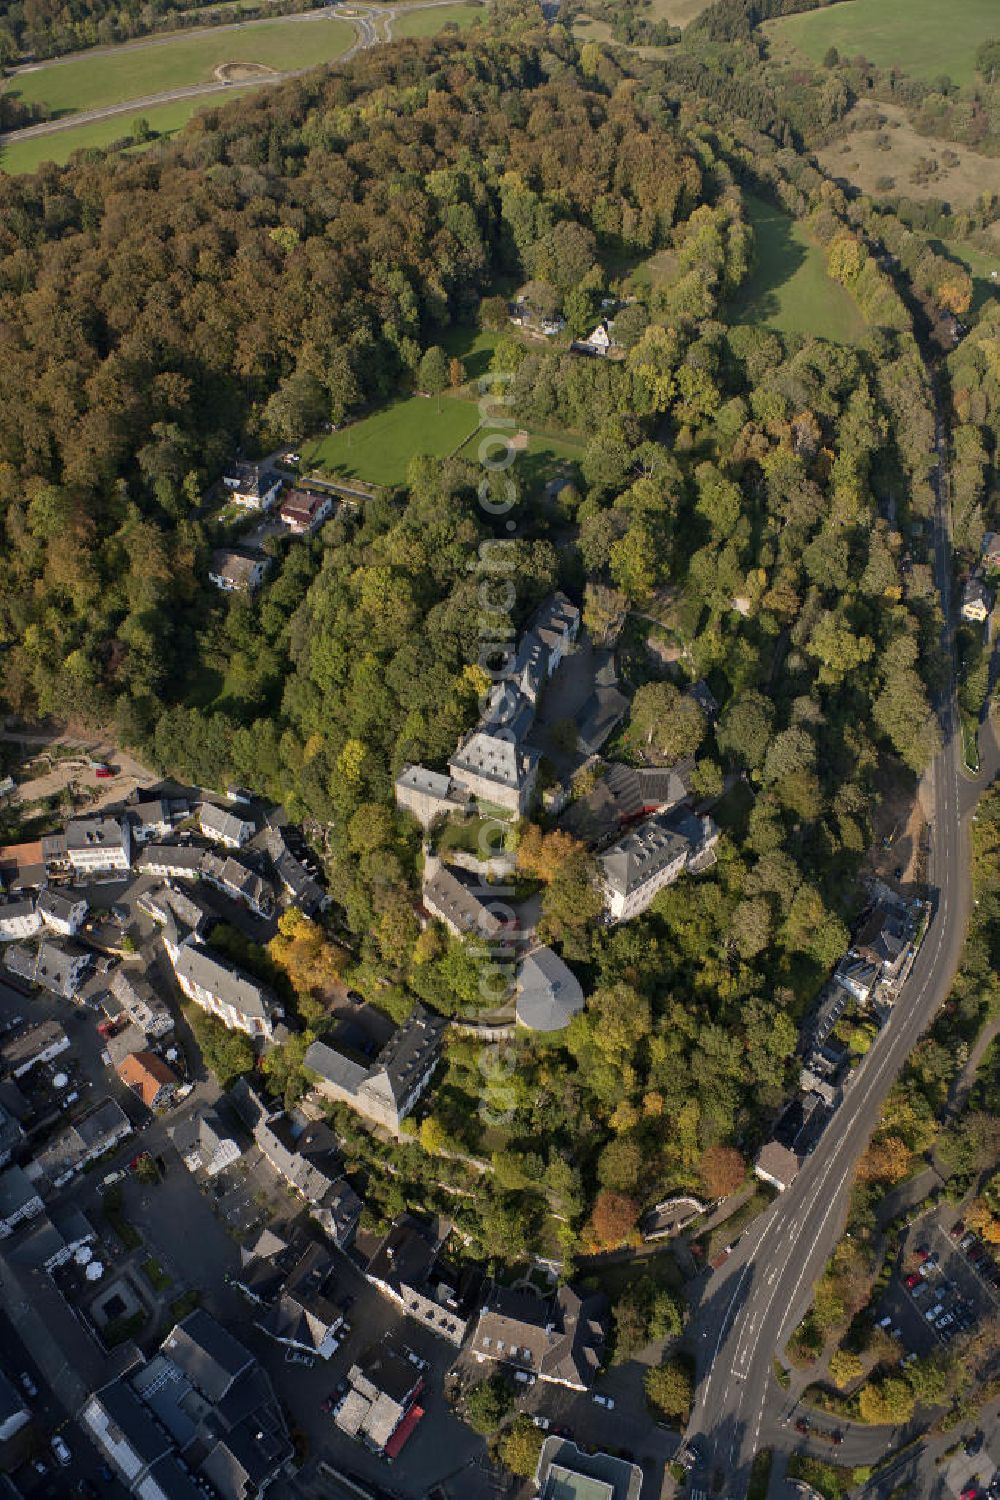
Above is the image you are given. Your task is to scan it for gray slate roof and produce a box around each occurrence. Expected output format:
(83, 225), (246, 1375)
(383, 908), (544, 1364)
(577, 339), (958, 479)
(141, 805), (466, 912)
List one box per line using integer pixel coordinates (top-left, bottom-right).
(171, 940), (274, 1023)
(65, 817), (128, 853)
(599, 816), (690, 898)
(516, 946), (585, 1032)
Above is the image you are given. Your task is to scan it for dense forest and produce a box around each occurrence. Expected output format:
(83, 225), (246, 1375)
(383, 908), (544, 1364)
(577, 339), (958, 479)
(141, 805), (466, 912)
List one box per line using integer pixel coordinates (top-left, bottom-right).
(0, 8), (961, 1256)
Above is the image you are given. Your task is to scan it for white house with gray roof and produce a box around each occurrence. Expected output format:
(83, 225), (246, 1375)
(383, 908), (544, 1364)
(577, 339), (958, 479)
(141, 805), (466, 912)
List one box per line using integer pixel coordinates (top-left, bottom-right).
(305, 1006), (446, 1133)
(199, 802), (254, 850)
(599, 806), (719, 923)
(0, 1165), (44, 1238)
(109, 965), (173, 1039)
(36, 887), (87, 937)
(421, 856), (508, 941)
(163, 924), (281, 1040)
(65, 816), (131, 875)
(128, 798), (172, 843)
(0, 899), (42, 943)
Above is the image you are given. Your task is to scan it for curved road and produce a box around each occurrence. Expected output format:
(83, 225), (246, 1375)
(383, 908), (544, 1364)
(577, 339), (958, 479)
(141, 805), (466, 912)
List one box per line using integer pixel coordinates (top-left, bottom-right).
(686, 403), (988, 1496)
(0, 0), (460, 146)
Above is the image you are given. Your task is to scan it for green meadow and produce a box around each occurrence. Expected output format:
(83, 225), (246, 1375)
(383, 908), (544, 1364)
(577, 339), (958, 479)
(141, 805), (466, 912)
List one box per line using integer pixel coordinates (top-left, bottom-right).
(6, 16), (354, 118)
(764, 0), (998, 88)
(729, 191), (867, 345)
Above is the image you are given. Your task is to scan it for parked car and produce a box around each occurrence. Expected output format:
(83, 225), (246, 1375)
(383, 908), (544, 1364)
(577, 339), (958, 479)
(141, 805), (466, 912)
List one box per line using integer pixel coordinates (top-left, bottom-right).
(533, 1416), (551, 1430)
(51, 1434), (72, 1466)
(904, 1272), (920, 1289)
(405, 1350), (428, 1372)
(102, 1170), (126, 1188)
(93, 765), (114, 779)
(795, 1417), (810, 1434)
(966, 1432), (985, 1457)
(514, 1371), (536, 1386)
(592, 1393), (614, 1409)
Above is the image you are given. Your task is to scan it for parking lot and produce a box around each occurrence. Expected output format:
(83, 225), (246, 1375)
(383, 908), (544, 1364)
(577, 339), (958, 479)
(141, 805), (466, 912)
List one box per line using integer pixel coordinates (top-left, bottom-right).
(877, 1213), (999, 1371)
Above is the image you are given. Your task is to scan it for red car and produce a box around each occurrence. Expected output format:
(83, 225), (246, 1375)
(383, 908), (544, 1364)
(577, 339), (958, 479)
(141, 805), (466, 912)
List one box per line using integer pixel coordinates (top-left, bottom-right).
(904, 1272), (920, 1288)
(960, 1486), (980, 1500)
(93, 765), (114, 779)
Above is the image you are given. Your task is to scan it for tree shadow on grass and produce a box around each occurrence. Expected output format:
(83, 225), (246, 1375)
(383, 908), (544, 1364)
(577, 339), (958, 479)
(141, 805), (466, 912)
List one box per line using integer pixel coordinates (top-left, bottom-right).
(729, 199), (810, 327)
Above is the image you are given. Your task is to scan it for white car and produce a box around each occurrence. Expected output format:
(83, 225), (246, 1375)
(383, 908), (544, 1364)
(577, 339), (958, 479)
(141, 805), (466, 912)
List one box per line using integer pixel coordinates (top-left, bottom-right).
(592, 1394), (615, 1410)
(405, 1350), (429, 1371)
(51, 1435), (71, 1466)
(533, 1416), (551, 1431)
(514, 1371), (536, 1385)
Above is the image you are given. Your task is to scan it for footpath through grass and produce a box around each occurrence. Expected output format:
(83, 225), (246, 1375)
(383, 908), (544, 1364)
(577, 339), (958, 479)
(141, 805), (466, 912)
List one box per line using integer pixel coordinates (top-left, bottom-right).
(7, 15), (354, 117)
(764, 0), (997, 88)
(729, 191), (867, 345)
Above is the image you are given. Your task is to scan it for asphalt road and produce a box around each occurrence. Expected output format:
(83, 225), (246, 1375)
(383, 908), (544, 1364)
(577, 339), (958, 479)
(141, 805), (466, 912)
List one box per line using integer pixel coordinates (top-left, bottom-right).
(0, 0), (463, 145)
(685, 402), (991, 1496)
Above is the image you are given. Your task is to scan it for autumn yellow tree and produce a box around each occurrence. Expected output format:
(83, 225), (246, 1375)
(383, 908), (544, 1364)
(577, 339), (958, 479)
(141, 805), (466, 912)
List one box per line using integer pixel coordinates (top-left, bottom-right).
(268, 909), (347, 1021)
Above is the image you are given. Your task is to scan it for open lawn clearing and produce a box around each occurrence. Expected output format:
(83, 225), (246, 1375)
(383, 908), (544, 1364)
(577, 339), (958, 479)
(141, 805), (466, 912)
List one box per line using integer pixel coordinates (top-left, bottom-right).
(392, 3), (483, 38)
(455, 421), (584, 496)
(729, 190), (867, 344)
(624, 247), (680, 294)
(816, 102), (1000, 216)
(301, 395), (481, 488)
(763, 0), (997, 89)
(648, 0), (711, 24)
(573, 15), (615, 44)
(441, 322), (499, 380)
(0, 94), (247, 173)
(5, 15), (353, 118)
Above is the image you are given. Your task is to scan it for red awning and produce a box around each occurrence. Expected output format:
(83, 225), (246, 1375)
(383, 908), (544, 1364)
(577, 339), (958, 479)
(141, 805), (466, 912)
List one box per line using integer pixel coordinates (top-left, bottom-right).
(384, 1404), (424, 1459)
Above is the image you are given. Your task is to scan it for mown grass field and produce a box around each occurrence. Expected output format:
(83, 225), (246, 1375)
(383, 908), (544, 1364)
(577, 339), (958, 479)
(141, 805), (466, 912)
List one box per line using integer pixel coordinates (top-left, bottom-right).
(763, 0), (997, 88)
(729, 190), (867, 345)
(0, 94), (235, 173)
(6, 15), (354, 117)
(392, 3), (483, 39)
(301, 395), (481, 488)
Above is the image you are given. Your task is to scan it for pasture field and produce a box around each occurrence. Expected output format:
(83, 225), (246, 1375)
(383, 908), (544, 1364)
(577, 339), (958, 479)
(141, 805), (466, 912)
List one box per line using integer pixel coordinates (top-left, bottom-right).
(648, 0), (711, 24)
(301, 395), (481, 488)
(763, 0), (997, 88)
(392, 4), (483, 38)
(5, 15), (354, 118)
(729, 190), (867, 344)
(816, 102), (1000, 215)
(0, 95), (231, 172)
